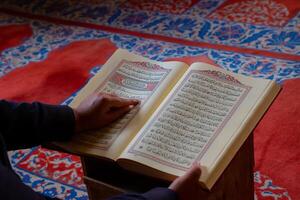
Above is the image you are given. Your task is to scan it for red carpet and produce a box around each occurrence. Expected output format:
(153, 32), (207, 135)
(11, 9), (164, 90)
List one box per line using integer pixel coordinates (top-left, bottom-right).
(0, 24), (32, 52)
(0, 38), (117, 104)
(0, 0), (299, 199)
(254, 78), (300, 199)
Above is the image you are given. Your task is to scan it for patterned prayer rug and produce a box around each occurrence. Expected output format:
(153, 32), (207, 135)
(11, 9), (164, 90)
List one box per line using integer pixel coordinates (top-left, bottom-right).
(0, 0), (299, 199)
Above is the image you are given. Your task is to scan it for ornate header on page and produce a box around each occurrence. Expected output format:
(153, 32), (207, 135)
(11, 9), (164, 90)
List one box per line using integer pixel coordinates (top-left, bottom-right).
(200, 70), (243, 85)
(72, 59), (171, 150)
(124, 60), (168, 71)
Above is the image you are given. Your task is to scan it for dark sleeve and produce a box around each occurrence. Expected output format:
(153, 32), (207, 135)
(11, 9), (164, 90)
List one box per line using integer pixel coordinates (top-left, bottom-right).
(0, 163), (46, 200)
(0, 100), (75, 150)
(107, 188), (178, 200)
(0, 162), (62, 200)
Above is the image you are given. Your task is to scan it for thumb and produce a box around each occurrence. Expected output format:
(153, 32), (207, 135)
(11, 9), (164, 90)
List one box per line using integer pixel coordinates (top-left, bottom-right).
(168, 163), (202, 192)
(184, 163), (201, 180)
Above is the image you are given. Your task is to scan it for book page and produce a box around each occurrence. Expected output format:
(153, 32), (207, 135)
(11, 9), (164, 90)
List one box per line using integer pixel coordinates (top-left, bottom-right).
(56, 49), (188, 160)
(120, 63), (280, 189)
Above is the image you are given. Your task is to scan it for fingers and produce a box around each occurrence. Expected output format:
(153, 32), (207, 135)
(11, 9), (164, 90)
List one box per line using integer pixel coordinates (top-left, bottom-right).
(107, 104), (133, 121)
(99, 93), (139, 121)
(75, 92), (140, 132)
(101, 93), (140, 108)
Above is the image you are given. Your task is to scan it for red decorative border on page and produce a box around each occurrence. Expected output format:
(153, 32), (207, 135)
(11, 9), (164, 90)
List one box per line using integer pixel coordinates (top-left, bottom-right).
(74, 59), (171, 150)
(128, 70), (252, 171)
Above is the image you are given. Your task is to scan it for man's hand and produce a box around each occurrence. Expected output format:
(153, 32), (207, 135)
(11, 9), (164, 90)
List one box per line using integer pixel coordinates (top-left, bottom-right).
(73, 93), (139, 133)
(169, 163), (209, 200)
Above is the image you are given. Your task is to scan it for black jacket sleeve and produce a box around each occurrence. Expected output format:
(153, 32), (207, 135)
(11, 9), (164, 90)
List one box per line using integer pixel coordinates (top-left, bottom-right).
(107, 188), (178, 200)
(0, 100), (75, 150)
(0, 100), (178, 200)
(0, 163), (58, 200)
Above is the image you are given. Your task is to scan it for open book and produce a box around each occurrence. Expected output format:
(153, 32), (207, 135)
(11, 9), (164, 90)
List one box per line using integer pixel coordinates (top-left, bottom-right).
(56, 49), (280, 189)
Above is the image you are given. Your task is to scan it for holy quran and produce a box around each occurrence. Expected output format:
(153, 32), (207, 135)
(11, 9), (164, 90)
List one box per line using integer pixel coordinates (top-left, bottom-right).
(56, 49), (280, 189)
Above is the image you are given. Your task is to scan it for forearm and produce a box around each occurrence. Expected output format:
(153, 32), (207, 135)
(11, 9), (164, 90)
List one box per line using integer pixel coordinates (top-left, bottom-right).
(0, 100), (75, 150)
